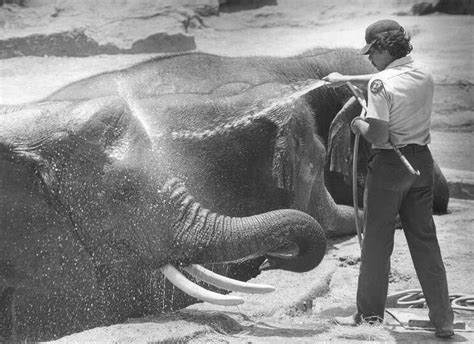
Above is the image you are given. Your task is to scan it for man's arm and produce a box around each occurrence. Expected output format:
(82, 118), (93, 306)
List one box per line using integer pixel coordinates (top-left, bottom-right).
(351, 117), (389, 145)
(322, 72), (375, 89)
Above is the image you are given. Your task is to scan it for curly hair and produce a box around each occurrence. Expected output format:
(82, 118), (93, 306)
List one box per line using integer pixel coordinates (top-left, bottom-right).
(371, 30), (413, 59)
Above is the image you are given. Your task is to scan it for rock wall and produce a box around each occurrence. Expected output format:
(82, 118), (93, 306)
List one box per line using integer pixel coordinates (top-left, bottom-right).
(0, 29), (195, 59)
(0, 0), (219, 58)
(410, 0), (474, 15)
(435, 0), (474, 14)
(0, 0), (471, 59)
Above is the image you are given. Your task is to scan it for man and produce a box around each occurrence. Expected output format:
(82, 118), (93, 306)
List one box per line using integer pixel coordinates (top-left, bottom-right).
(323, 19), (454, 338)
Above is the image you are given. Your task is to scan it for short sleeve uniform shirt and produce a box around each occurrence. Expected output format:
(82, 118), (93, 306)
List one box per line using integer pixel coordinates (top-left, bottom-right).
(366, 56), (434, 149)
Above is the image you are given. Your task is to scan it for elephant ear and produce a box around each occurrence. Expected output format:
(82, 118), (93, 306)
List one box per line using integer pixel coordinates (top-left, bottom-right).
(0, 97), (153, 208)
(326, 96), (361, 182)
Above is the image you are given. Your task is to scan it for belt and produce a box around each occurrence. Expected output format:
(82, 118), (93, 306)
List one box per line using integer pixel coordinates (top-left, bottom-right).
(375, 144), (428, 154)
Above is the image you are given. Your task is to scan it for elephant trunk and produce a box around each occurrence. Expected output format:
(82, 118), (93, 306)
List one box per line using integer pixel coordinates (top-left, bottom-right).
(163, 179), (327, 273)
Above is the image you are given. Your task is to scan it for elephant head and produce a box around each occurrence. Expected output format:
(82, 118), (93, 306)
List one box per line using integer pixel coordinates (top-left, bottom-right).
(0, 95), (327, 340)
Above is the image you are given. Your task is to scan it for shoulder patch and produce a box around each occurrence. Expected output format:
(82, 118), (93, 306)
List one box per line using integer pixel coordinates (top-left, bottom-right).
(370, 79), (384, 94)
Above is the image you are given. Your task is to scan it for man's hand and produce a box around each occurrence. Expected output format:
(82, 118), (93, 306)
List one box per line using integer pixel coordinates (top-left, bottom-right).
(351, 117), (389, 145)
(350, 117), (367, 136)
(322, 72), (347, 87)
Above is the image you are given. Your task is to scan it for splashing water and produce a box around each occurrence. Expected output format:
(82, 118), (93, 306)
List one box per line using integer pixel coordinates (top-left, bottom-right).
(172, 79), (329, 140)
(115, 78), (154, 140)
(251, 78), (329, 115)
(286, 79), (329, 102)
(115, 77), (328, 142)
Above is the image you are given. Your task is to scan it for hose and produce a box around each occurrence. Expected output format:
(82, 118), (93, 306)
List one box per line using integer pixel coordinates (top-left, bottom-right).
(352, 106), (366, 249)
(387, 289), (474, 311)
(346, 82), (367, 248)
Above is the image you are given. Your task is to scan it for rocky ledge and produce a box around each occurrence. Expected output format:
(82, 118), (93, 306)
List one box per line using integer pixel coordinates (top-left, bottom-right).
(0, 0), (220, 58)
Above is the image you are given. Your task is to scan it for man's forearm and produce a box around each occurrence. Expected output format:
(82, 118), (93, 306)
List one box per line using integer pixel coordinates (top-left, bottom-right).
(342, 74), (374, 89)
(351, 117), (389, 145)
(322, 73), (375, 89)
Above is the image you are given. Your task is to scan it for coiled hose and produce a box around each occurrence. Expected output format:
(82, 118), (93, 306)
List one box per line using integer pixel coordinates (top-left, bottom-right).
(387, 289), (474, 312)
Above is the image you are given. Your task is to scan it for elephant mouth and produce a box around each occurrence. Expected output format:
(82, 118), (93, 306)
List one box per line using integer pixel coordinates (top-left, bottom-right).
(160, 263), (275, 306)
(268, 242), (300, 258)
(159, 243), (302, 306)
(259, 242), (300, 271)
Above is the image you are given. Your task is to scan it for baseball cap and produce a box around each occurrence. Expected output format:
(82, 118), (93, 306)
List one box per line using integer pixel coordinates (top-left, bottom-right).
(359, 19), (403, 55)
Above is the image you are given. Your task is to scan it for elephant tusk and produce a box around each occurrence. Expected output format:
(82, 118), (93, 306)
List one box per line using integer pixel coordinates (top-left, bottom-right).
(160, 264), (244, 306)
(184, 264), (275, 294)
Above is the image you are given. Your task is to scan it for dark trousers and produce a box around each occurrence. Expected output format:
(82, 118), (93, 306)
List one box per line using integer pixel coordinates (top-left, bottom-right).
(356, 145), (453, 329)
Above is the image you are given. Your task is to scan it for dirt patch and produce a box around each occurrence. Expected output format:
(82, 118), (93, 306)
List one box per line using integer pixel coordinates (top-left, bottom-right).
(430, 131), (474, 171)
(431, 83), (474, 132)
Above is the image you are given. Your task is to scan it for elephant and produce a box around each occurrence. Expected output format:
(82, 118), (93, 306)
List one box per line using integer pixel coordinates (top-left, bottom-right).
(40, 48), (449, 214)
(0, 48), (449, 341)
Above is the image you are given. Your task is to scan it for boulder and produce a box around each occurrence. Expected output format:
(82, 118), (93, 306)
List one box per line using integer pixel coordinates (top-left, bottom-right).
(220, 0), (277, 11)
(411, 2), (435, 15)
(435, 0), (474, 14)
